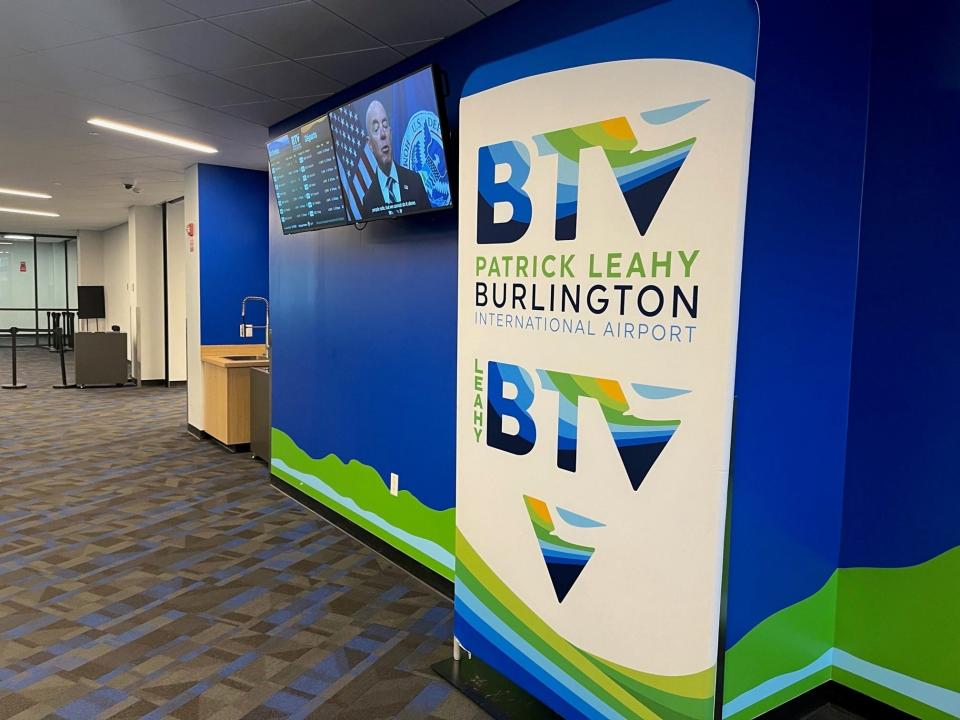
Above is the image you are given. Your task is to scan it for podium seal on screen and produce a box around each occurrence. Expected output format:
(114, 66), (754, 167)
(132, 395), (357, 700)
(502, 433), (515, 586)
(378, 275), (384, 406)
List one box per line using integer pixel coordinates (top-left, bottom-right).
(401, 110), (450, 208)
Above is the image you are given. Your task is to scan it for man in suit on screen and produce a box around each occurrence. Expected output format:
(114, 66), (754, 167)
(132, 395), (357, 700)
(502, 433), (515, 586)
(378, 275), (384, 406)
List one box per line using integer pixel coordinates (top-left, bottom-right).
(361, 99), (430, 218)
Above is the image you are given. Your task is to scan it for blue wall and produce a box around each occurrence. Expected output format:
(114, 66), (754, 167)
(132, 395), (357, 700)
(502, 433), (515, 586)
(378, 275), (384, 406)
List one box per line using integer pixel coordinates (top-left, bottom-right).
(841, 2), (960, 568)
(724, 0), (871, 647)
(269, 0), (873, 629)
(265, 0), (960, 714)
(199, 164), (269, 345)
(269, 0), (728, 515)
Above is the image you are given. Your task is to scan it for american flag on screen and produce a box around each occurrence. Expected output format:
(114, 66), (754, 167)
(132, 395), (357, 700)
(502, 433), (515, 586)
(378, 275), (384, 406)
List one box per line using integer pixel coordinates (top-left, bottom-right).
(329, 106), (377, 220)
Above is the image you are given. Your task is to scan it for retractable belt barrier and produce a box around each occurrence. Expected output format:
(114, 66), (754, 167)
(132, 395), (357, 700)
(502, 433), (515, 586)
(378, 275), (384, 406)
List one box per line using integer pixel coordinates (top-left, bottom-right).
(48, 312), (61, 352)
(52, 326), (75, 389)
(1, 327), (28, 390)
(45, 311), (55, 350)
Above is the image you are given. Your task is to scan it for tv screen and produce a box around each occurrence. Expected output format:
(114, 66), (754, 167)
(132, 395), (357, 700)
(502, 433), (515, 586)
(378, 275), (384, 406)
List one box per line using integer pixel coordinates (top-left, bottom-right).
(329, 65), (452, 223)
(267, 114), (348, 234)
(77, 285), (105, 319)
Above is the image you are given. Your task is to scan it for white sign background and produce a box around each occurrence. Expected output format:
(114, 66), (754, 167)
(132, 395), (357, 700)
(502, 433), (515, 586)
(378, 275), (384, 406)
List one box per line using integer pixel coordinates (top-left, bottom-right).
(456, 58), (755, 679)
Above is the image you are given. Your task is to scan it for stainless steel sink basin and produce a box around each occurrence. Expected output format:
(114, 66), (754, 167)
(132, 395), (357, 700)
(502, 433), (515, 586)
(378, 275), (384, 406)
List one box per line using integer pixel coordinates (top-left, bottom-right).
(221, 355), (267, 361)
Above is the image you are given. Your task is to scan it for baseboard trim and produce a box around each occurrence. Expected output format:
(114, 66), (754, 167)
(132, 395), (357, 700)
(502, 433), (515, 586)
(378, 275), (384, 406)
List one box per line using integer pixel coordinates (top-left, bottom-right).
(434, 659), (917, 720)
(753, 680), (917, 719)
(270, 474), (453, 600)
(186, 423), (206, 440)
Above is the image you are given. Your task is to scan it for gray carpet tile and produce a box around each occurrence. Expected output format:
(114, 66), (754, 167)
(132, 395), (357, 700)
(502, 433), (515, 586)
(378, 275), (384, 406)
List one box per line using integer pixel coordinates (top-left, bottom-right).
(0, 348), (487, 720)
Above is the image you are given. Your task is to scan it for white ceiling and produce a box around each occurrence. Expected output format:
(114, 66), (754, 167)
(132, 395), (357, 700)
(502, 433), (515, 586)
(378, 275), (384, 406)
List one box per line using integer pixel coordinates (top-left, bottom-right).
(0, 0), (516, 235)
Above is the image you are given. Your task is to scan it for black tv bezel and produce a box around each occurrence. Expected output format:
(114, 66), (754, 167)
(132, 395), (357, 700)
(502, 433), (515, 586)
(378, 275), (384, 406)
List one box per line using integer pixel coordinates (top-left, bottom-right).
(266, 113), (352, 236)
(77, 285), (105, 320)
(327, 63), (455, 226)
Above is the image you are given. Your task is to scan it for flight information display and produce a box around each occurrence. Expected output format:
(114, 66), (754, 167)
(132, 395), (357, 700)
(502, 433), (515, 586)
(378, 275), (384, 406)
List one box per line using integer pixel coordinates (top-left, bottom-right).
(267, 115), (347, 234)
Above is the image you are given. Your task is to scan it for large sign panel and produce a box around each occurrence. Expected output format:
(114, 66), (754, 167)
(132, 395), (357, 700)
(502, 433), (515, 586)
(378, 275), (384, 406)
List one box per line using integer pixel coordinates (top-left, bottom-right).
(455, 55), (756, 718)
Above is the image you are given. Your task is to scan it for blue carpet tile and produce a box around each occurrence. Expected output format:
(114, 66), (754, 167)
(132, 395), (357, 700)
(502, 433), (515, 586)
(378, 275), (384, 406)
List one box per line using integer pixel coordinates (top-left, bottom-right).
(0, 349), (486, 720)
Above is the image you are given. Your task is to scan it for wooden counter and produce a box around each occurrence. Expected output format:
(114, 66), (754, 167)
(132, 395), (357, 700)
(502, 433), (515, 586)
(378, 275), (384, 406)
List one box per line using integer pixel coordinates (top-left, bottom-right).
(202, 345), (267, 448)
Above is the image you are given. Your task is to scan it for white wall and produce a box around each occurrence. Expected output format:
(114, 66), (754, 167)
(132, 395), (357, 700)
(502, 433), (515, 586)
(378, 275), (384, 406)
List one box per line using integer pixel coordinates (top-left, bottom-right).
(165, 200), (187, 382)
(129, 205), (165, 381)
(78, 232), (105, 283)
(101, 222), (130, 356)
(185, 165), (203, 429)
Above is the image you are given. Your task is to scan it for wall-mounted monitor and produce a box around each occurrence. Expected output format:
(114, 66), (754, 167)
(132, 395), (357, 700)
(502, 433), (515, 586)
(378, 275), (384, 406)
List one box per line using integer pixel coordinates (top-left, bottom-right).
(267, 114), (348, 234)
(328, 65), (453, 223)
(77, 285), (105, 319)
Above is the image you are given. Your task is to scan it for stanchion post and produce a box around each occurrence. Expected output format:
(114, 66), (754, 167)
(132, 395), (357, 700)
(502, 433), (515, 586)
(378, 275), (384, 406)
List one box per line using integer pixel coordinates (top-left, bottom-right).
(49, 313), (60, 352)
(45, 311), (53, 349)
(65, 311), (75, 351)
(53, 327), (75, 389)
(2, 327), (27, 389)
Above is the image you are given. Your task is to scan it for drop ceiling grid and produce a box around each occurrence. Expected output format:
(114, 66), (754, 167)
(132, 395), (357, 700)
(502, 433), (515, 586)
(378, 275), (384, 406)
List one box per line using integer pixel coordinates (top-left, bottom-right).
(0, 0), (516, 233)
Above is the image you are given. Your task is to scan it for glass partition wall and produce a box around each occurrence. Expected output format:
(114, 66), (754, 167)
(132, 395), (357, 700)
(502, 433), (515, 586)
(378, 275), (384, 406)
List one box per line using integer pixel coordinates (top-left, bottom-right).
(0, 234), (78, 347)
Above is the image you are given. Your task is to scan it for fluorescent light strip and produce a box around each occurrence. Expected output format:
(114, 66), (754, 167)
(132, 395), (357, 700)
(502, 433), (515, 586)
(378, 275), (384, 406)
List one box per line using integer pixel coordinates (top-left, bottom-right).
(88, 117), (218, 154)
(0, 206), (60, 218)
(0, 187), (52, 199)
(3, 234), (34, 240)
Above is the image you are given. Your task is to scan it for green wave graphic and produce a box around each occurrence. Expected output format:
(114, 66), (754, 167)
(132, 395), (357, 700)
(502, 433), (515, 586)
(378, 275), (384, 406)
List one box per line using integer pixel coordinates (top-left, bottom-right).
(271, 428), (455, 580)
(835, 545), (960, 717)
(724, 545), (960, 719)
(457, 529), (716, 719)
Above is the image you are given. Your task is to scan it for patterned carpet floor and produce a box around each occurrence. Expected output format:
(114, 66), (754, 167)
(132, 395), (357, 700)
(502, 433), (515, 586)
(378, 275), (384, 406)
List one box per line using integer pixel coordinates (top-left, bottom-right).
(0, 348), (486, 720)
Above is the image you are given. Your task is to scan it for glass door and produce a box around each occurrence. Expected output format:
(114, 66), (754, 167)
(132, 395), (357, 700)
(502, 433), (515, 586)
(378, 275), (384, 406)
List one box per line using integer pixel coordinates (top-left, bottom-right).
(0, 237), (38, 347)
(0, 234), (78, 347)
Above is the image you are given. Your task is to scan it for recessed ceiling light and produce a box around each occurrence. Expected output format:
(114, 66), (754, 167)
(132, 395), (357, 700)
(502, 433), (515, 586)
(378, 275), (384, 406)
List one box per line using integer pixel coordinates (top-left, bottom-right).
(0, 242), (12, 246)
(0, 187), (52, 199)
(3, 234), (34, 240)
(0, 206), (60, 218)
(87, 117), (218, 154)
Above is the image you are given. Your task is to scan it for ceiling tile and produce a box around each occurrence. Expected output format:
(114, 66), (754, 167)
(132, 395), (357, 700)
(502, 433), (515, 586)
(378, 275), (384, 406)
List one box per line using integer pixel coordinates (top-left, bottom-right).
(43, 39), (196, 83)
(279, 94), (333, 110)
(165, 0), (302, 17)
(0, 77), (54, 101)
(76, 83), (198, 114)
(56, 144), (162, 163)
(12, 0), (196, 35)
(136, 170), (189, 183)
(393, 38), (443, 57)
(0, 3), (106, 52)
(216, 100), (299, 126)
(471, 0), (519, 15)
(71, 158), (167, 175)
(151, 106), (268, 144)
(9, 92), (142, 124)
(210, 1), (381, 59)
(0, 56), (117, 93)
(0, 44), (30, 61)
(121, 20), (285, 71)
(317, 0), (482, 45)
(215, 61), (342, 99)
(141, 72), (270, 106)
(298, 46), (403, 86)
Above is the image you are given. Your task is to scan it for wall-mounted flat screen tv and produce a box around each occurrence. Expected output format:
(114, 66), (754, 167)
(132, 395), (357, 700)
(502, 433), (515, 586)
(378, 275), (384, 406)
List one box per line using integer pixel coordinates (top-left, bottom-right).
(267, 114), (348, 234)
(77, 285), (105, 319)
(328, 65), (452, 223)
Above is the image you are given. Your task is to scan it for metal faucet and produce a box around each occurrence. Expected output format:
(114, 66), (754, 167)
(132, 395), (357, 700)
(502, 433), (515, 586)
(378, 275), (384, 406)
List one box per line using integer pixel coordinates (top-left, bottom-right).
(240, 296), (270, 360)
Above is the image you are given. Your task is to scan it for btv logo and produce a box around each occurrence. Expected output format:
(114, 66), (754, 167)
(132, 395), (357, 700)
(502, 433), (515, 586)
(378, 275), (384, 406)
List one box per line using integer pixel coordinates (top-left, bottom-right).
(488, 362), (686, 493)
(484, 361), (690, 602)
(477, 110), (701, 244)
